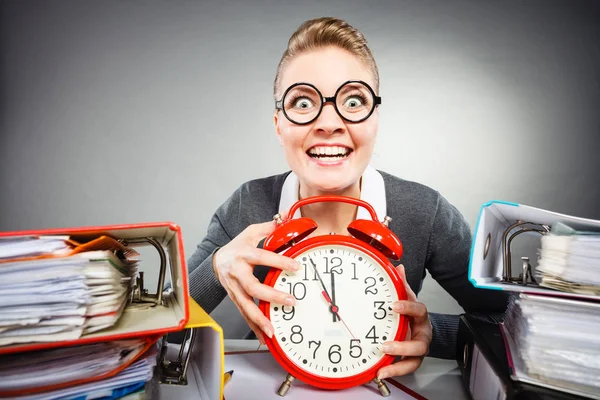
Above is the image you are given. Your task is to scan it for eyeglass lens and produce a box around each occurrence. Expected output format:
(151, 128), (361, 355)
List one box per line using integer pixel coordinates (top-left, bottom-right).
(282, 82), (375, 124)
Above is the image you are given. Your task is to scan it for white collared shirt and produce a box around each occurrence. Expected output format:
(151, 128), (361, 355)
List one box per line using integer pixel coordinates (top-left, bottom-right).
(278, 165), (387, 222)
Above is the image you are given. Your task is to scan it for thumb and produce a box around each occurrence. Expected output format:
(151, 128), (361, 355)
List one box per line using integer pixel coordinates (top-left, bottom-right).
(396, 263), (407, 282)
(395, 264), (417, 301)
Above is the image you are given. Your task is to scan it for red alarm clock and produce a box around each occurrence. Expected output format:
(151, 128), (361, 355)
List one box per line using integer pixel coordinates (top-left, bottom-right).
(258, 195), (409, 396)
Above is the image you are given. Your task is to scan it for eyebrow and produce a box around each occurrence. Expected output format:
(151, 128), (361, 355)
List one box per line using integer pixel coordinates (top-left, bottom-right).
(337, 83), (369, 92)
(287, 86), (319, 96)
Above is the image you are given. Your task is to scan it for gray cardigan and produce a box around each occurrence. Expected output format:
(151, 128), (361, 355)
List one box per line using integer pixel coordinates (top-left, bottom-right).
(187, 170), (509, 360)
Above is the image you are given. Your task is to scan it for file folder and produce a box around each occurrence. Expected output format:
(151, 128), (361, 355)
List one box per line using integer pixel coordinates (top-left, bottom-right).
(500, 294), (600, 399)
(0, 222), (190, 355)
(158, 297), (225, 400)
(456, 314), (587, 400)
(468, 200), (600, 301)
(0, 335), (162, 398)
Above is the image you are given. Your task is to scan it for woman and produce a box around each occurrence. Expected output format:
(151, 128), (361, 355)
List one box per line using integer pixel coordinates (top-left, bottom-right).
(187, 17), (508, 379)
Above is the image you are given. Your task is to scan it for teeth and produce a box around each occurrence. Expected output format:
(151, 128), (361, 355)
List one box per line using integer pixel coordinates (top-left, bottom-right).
(308, 146), (351, 157)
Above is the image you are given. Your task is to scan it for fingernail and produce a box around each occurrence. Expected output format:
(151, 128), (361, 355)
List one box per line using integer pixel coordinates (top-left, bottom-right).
(263, 325), (273, 338)
(377, 371), (388, 380)
(392, 302), (404, 312)
(289, 261), (300, 271)
(284, 296), (296, 306)
(381, 344), (393, 353)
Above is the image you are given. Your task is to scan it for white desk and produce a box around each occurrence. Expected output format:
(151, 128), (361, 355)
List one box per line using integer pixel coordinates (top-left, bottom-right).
(160, 340), (469, 400)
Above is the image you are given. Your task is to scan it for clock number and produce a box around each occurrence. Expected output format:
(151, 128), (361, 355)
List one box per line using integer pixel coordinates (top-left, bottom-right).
(282, 305), (295, 321)
(290, 325), (303, 344)
(364, 277), (378, 295)
(374, 301), (387, 320)
(323, 256), (343, 275)
(365, 325), (380, 344)
(287, 282), (306, 300)
(308, 340), (321, 359)
(349, 339), (362, 358)
(351, 262), (358, 280)
(302, 264), (318, 281)
(328, 344), (342, 364)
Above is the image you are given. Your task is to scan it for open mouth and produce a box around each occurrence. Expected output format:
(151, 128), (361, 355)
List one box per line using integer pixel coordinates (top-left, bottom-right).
(306, 145), (353, 162)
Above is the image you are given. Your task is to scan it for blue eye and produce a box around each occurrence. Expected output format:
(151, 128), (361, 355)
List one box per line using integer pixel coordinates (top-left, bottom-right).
(295, 97), (314, 109)
(344, 96), (364, 108)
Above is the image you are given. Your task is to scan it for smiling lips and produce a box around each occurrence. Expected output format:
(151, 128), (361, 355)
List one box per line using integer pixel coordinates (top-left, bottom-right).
(307, 145), (353, 164)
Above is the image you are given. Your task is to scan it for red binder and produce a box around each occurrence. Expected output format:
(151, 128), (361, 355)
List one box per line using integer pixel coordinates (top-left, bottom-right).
(0, 335), (163, 397)
(0, 222), (190, 355)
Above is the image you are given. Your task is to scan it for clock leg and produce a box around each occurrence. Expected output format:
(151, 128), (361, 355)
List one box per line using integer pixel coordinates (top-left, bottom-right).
(276, 374), (295, 396)
(373, 377), (391, 397)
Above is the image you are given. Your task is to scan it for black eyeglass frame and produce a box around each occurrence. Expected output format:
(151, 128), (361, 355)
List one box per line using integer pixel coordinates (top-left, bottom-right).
(275, 80), (382, 125)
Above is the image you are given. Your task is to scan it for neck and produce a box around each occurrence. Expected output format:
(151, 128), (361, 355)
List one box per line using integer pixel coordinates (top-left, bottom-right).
(298, 180), (361, 236)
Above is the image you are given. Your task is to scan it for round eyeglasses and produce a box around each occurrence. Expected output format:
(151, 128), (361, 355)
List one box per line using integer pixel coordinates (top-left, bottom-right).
(275, 80), (381, 125)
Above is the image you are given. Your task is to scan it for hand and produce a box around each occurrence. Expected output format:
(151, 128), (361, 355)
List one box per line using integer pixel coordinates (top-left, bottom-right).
(377, 264), (433, 380)
(212, 217), (301, 345)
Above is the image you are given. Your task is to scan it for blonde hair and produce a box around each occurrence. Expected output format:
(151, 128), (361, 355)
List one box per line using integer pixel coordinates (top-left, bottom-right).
(273, 17), (379, 99)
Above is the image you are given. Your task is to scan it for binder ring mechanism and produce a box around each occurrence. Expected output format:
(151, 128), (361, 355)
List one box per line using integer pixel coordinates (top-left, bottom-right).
(118, 236), (195, 385)
(157, 328), (197, 385)
(499, 221), (551, 286)
(118, 237), (168, 307)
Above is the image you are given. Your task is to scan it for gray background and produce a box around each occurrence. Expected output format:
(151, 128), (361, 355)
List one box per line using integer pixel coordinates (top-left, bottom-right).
(1, 0), (599, 339)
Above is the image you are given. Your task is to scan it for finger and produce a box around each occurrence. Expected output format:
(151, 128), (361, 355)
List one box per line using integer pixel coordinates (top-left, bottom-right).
(395, 264), (417, 301)
(236, 308), (266, 345)
(230, 280), (274, 338)
(396, 263), (407, 281)
(391, 300), (428, 320)
(244, 315), (266, 345)
(254, 328), (266, 345)
(242, 247), (300, 272)
(381, 340), (429, 357)
(222, 281), (268, 346)
(238, 277), (296, 306)
(225, 288), (265, 344)
(377, 356), (423, 380)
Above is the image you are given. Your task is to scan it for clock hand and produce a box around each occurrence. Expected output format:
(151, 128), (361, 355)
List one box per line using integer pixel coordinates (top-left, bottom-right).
(308, 257), (357, 339)
(320, 290), (356, 340)
(330, 272), (338, 322)
(308, 257), (337, 319)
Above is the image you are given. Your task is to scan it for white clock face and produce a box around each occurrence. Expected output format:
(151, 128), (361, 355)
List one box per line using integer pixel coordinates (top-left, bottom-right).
(269, 244), (402, 379)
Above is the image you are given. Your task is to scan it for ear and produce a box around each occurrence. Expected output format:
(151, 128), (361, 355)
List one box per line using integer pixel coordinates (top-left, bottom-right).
(274, 112), (283, 145)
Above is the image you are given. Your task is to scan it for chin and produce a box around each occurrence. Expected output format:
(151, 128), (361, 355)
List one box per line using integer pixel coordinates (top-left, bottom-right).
(307, 177), (359, 195)
(294, 158), (366, 195)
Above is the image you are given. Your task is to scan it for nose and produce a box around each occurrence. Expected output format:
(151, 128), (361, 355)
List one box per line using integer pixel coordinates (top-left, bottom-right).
(313, 102), (346, 134)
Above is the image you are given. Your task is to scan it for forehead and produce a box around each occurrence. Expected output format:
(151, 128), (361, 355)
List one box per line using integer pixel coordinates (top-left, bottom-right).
(280, 47), (375, 96)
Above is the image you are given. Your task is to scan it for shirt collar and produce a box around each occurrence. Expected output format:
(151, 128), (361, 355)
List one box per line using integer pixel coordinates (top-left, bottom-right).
(278, 165), (387, 223)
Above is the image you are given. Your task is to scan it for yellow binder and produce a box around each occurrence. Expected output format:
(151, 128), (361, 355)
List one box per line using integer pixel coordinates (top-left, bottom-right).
(159, 297), (225, 400)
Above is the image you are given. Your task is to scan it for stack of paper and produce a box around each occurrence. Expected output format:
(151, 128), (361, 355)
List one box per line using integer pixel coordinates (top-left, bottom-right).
(0, 338), (159, 399)
(0, 237), (138, 347)
(502, 294), (600, 398)
(536, 222), (600, 295)
(0, 236), (72, 259)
